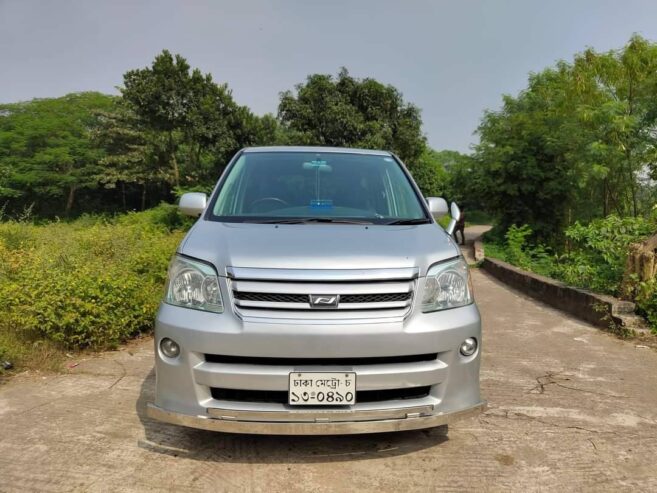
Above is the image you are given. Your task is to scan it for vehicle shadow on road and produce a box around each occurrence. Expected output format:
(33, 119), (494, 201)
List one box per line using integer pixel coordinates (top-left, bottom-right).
(136, 369), (448, 464)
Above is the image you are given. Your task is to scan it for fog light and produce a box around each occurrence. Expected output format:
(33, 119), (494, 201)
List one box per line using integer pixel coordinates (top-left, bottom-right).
(160, 338), (180, 358)
(459, 337), (477, 356)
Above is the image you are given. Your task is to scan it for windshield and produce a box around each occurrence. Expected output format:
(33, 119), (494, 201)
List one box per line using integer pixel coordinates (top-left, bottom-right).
(209, 151), (429, 224)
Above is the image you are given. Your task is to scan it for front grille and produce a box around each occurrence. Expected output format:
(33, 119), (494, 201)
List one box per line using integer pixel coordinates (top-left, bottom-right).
(205, 353), (438, 366)
(210, 386), (431, 404)
(234, 292), (307, 303)
(228, 270), (417, 320)
(341, 292), (412, 303)
(232, 291), (412, 305)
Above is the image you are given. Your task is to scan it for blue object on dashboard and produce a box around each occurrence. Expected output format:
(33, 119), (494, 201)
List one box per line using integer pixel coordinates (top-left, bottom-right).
(310, 200), (333, 209)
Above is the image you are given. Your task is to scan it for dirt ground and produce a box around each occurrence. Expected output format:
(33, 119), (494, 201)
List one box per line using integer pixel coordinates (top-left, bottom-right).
(1, 267), (657, 492)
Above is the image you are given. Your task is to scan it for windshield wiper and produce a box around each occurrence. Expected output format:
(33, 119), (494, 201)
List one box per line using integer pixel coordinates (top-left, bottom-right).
(246, 217), (373, 225)
(244, 218), (306, 224)
(384, 218), (432, 225)
(302, 218), (374, 224)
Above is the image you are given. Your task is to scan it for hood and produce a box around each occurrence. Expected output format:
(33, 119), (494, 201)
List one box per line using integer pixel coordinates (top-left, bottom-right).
(179, 220), (460, 277)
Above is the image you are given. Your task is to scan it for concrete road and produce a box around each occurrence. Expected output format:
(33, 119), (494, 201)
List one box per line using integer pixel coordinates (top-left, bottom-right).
(1, 270), (657, 492)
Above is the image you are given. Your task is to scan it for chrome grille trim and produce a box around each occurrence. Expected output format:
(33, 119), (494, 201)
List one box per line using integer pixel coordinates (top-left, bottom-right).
(228, 280), (414, 295)
(205, 405), (436, 423)
(226, 266), (419, 282)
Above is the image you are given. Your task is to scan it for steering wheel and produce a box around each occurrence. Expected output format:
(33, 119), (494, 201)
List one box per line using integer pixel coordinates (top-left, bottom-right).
(249, 197), (289, 212)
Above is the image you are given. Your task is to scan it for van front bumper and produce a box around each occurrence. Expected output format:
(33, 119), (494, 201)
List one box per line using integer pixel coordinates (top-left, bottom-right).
(149, 300), (484, 435)
(147, 401), (487, 435)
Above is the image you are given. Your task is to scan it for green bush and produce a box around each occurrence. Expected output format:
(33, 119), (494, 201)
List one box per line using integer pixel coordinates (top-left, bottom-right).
(485, 224), (554, 276)
(484, 216), (654, 296)
(554, 216), (653, 295)
(0, 208), (185, 351)
(116, 202), (195, 231)
(635, 279), (657, 331)
(484, 216), (657, 333)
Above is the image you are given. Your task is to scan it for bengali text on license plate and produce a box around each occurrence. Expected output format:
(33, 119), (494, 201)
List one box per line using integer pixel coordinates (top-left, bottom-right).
(288, 372), (356, 405)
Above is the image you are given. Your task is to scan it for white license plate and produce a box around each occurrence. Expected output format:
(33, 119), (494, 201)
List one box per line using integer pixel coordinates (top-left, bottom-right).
(288, 372), (356, 405)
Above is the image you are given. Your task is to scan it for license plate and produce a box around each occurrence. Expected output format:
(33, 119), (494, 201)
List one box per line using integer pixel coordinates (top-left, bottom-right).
(288, 372), (356, 405)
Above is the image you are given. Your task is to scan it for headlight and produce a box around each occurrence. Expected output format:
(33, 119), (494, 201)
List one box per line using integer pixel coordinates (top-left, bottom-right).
(421, 257), (473, 312)
(164, 255), (223, 313)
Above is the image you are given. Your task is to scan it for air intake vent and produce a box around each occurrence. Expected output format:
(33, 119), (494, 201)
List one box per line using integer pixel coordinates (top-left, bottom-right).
(210, 386), (431, 404)
(234, 292), (307, 303)
(205, 353), (438, 366)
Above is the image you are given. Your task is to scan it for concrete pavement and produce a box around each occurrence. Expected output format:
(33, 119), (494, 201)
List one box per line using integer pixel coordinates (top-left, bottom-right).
(1, 269), (657, 492)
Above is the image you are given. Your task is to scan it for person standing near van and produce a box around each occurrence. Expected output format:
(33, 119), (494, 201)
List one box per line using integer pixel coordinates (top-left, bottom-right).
(455, 207), (466, 245)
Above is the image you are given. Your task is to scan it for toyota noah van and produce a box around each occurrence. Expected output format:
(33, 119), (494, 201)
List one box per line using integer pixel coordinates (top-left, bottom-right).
(147, 146), (485, 435)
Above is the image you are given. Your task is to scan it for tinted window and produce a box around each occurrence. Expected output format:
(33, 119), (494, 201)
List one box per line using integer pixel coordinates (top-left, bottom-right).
(210, 152), (427, 224)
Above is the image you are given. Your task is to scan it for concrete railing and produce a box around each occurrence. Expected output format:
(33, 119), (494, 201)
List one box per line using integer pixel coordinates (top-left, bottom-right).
(481, 257), (648, 334)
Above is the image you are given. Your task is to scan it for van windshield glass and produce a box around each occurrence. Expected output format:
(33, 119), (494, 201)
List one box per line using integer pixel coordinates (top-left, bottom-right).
(209, 152), (429, 224)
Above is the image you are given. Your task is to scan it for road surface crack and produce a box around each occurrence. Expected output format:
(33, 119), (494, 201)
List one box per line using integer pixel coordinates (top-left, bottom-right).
(483, 409), (657, 440)
(483, 409), (614, 435)
(108, 360), (127, 390)
(528, 371), (626, 398)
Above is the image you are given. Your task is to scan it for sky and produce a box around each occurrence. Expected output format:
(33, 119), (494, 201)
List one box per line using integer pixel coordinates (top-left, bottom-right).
(2, 0), (657, 153)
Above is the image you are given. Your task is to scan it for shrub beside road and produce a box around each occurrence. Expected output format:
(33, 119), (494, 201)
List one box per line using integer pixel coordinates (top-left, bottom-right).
(0, 205), (187, 373)
(484, 215), (657, 334)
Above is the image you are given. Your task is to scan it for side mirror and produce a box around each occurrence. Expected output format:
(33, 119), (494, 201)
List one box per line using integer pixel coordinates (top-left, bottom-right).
(426, 197), (448, 218)
(446, 202), (461, 236)
(179, 192), (207, 217)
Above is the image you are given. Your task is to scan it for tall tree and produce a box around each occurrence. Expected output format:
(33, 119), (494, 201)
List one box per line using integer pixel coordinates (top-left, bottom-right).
(475, 65), (576, 239)
(93, 101), (166, 210)
(121, 50), (239, 188)
(432, 150), (480, 207)
(0, 92), (114, 215)
(409, 147), (449, 197)
(278, 68), (426, 162)
(570, 36), (657, 218)
(475, 35), (657, 240)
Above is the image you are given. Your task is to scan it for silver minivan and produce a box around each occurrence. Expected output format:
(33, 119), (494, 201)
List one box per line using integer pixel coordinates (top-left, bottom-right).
(147, 146), (485, 435)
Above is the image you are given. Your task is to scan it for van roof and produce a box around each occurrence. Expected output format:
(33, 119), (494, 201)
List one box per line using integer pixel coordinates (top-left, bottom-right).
(242, 146), (392, 156)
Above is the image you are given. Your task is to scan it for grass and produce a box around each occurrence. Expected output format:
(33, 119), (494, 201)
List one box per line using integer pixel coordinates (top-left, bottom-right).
(0, 326), (65, 376)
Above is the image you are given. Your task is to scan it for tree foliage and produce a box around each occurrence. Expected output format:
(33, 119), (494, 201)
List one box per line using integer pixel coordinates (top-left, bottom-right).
(475, 35), (657, 240)
(409, 147), (449, 197)
(109, 50), (291, 205)
(279, 68), (426, 163)
(121, 50), (242, 187)
(0, 92), (114, 215)
(0, 57), (443, 216)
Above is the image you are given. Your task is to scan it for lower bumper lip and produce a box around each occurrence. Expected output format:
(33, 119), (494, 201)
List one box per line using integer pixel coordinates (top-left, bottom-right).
(146, 401), (487, 435)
